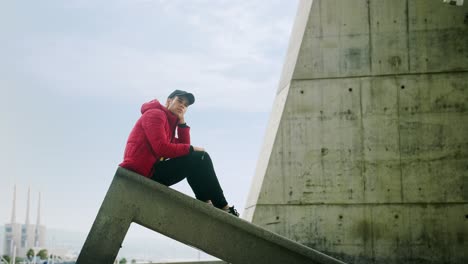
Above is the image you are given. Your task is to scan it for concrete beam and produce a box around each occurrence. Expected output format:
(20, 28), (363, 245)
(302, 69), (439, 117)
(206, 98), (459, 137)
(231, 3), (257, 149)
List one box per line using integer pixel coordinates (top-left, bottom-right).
(77, 167), (346, 264)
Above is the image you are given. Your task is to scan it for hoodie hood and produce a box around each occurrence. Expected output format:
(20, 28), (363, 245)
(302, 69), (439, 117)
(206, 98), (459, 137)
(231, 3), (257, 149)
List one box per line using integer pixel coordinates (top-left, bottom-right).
(141, 99), (165, 114)
(140, 99), (179, 127)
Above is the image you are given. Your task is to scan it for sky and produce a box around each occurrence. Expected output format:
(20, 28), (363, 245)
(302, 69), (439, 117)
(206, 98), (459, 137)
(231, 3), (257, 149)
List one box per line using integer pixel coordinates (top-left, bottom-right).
(0, 0), (299, 260)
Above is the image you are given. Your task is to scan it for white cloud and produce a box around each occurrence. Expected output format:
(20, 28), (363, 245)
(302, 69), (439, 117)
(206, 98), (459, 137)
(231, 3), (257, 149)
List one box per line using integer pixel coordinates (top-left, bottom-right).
(7, 1), (298, 112)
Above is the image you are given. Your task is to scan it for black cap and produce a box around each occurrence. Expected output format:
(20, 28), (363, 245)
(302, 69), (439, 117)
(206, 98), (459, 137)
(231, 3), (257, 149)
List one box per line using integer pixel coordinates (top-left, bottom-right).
(167, 90), (195, 105)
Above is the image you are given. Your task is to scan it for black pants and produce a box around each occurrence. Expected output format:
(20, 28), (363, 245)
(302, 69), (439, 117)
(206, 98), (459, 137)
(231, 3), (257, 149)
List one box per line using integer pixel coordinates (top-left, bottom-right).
(151, 151), (228, 209)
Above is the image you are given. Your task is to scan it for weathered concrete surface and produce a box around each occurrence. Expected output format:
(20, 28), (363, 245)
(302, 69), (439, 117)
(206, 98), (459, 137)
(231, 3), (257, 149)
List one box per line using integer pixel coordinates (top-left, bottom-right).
(77, 167), (346, 264)
(245, 0), (468, 263)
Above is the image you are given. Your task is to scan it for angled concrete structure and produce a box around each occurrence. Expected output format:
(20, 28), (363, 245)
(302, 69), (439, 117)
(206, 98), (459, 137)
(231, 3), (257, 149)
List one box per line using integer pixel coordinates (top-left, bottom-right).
(77, 167), (346, 264)
(245, 0), (468, 263)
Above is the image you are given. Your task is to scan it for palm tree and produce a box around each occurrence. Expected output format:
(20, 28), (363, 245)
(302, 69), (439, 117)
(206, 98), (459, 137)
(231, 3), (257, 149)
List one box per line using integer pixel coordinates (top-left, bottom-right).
(26, 249), (34, 261)
(37, 250), (48, 261)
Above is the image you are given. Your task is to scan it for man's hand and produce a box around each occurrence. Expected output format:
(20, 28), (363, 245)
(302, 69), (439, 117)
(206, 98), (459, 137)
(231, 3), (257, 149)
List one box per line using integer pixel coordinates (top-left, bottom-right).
(193, 146), (205, 152)
(177, 111), (186, 124)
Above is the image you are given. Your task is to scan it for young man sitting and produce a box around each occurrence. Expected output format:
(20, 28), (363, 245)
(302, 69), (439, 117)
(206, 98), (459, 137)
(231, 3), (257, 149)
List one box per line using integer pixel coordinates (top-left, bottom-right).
(119, 90), (239, 216)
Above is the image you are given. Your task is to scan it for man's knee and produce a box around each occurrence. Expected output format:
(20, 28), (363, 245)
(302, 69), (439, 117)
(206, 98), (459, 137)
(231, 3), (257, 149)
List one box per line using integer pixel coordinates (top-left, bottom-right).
(190, 151), (211, 163)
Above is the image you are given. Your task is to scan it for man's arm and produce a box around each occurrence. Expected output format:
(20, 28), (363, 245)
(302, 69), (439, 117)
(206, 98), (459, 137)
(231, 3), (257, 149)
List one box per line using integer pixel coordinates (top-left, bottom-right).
(175, 124), (204, 151)
(141, 110), (190, 158)
(175, 123), (190, 144)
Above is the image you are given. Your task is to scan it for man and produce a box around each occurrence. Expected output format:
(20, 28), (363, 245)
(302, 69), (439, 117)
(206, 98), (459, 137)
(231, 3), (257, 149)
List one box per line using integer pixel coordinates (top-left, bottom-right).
(119, 90), (239, 216)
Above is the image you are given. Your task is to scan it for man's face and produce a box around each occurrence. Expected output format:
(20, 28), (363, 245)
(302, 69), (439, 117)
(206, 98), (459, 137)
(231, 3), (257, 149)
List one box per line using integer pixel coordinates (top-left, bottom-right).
(166, 96), (189, 116)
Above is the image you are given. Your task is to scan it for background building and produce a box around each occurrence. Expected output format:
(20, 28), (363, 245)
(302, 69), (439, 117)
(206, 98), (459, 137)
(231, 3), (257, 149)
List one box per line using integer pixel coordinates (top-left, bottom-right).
(3, 186), (47, 258)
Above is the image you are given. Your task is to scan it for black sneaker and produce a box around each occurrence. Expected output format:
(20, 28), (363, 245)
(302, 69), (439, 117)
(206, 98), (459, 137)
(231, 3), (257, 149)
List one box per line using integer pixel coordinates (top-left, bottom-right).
(227, 206), (239, 217)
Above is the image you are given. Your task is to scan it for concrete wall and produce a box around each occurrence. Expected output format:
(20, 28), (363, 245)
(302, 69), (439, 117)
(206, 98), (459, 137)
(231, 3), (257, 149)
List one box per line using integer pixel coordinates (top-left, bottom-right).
(245, 0), (468, 263)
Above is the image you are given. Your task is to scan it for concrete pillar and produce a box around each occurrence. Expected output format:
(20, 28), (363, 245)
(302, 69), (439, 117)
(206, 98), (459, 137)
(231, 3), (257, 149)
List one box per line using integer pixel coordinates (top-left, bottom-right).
(77, 177), (134, 263)
(245, 0), (468, 263)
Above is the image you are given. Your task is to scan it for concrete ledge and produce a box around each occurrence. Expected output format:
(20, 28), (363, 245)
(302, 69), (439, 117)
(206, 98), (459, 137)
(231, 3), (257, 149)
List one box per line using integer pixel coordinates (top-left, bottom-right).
(77, 167), (346, 264)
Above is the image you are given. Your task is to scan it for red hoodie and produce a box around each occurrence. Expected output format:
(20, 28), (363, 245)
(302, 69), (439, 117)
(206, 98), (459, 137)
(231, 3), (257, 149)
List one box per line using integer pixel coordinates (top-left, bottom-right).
(119, 99), (191, 177)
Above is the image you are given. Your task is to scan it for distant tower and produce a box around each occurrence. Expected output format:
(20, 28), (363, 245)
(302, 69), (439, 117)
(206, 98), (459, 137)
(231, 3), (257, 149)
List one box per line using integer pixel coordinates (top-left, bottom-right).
(4, 185), (21, 257)
(35, 192), (41, 247)
(34, 192), (46, 250)
(10, 185), (16, 224)
(9, 185), (17, 254)
(20, 187), (35, 257)
(25, 188), (30, 226)
(37, 192), (41, 224)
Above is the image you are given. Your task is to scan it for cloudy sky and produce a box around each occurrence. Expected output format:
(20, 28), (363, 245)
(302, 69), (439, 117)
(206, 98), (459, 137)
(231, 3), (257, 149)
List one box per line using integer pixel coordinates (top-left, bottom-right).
(1, 0), (299, 260)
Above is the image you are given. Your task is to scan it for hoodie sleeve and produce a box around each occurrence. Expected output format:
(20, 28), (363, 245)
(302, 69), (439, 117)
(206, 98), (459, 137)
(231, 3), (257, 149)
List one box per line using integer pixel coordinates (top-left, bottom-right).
(141, 109), (190, 158)
(175, 125), (190, 144)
